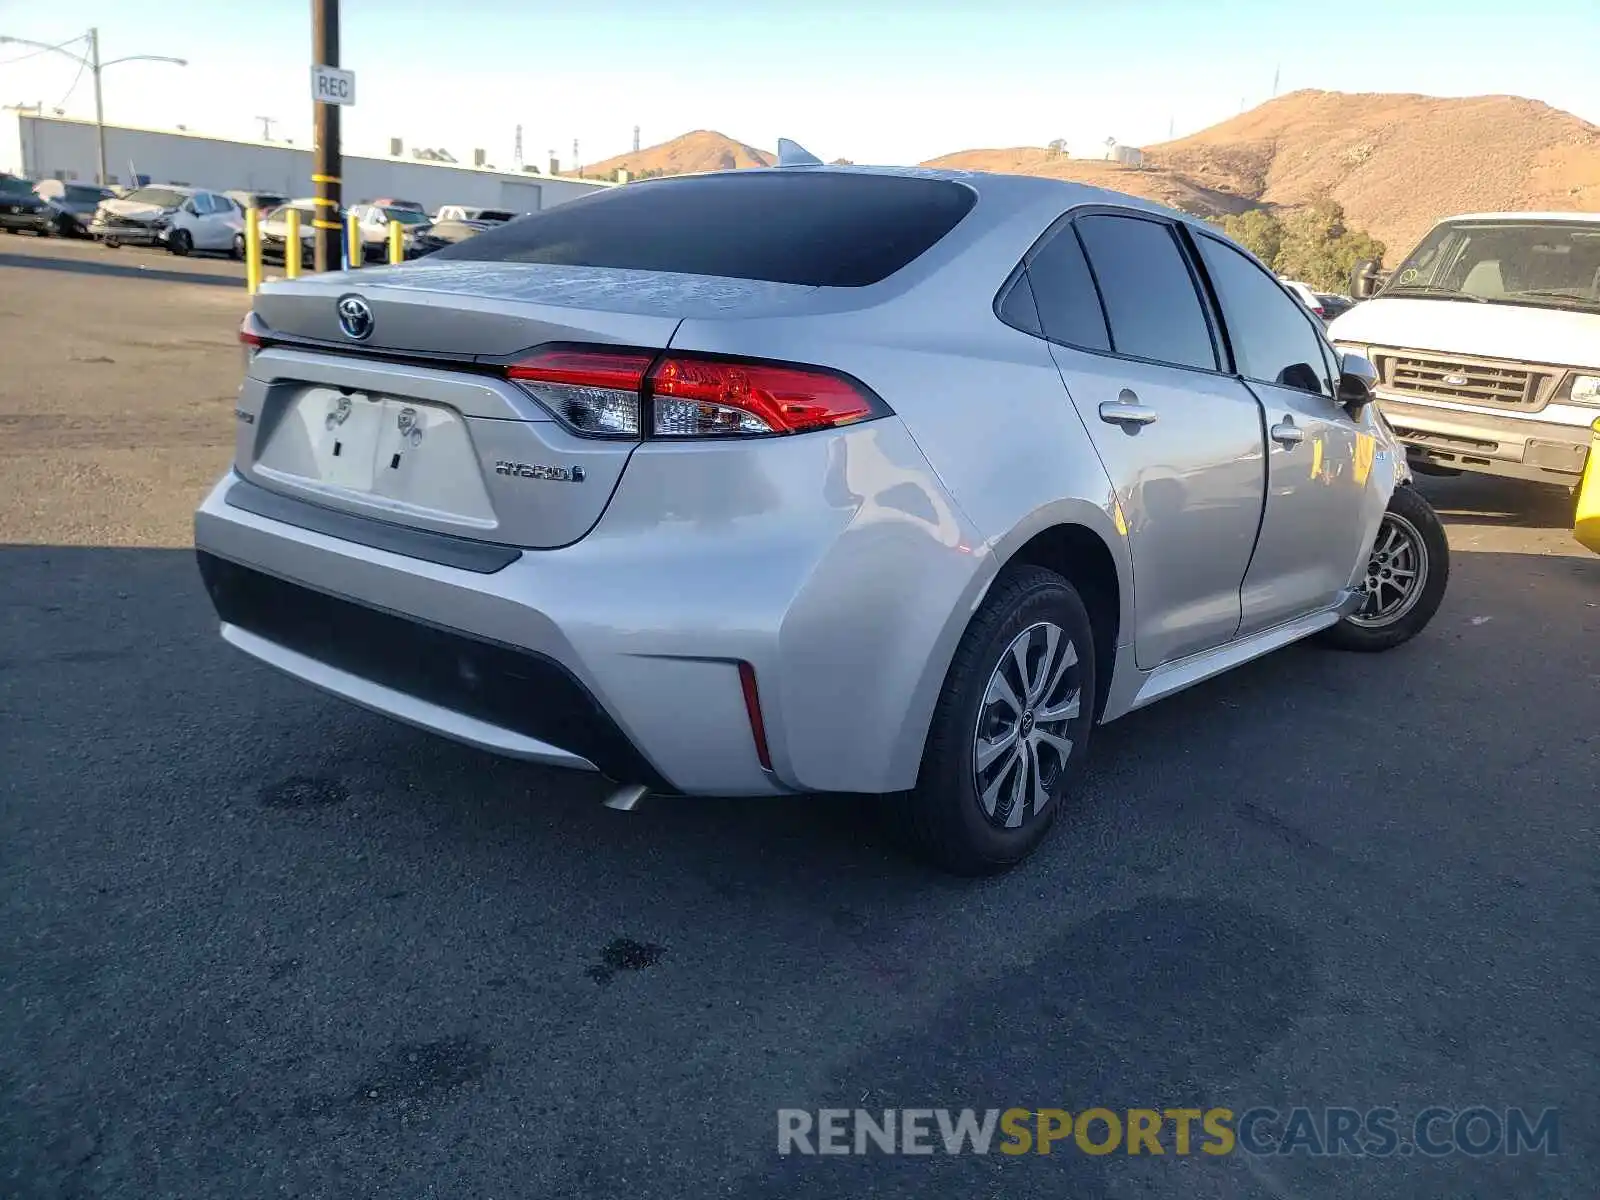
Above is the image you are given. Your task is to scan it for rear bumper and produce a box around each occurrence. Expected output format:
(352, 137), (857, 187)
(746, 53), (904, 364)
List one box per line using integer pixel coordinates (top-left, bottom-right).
(197, 549), (676, 790)
(193, 420), (992, 797)
(1377, 395), (1593, 485)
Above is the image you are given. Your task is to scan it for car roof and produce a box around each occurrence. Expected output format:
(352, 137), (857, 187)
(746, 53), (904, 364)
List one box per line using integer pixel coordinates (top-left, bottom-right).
(1435, 211), (1600, 224)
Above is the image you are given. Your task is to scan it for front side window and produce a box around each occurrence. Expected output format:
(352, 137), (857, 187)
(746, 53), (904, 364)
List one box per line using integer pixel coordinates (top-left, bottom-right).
(1074, 214), (1217, 371)
(1196, 234), (1332, 396)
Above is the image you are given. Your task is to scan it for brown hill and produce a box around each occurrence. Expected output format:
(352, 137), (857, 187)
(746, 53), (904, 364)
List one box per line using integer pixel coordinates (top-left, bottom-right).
(919, 148), (1255, 223)
(582, 130), (775, 180)
(932, 90), (1600, 260)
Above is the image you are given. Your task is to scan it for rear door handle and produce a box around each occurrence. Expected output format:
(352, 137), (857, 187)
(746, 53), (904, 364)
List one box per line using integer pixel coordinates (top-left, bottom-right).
(1099, 390), (1158, 428)
(1270, 417), (1305, 447)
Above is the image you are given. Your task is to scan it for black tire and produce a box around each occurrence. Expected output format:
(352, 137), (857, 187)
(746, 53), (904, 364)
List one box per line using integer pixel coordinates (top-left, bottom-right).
(1318, 484), (1450, 652)
(893, 565), (1097, 875)
(168, 229), (192, 256)
(231, 233), (245, 260)
(102, 237), (120, 249)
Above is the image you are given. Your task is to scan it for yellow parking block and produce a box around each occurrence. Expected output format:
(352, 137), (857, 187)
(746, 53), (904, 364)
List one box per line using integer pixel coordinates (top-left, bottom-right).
(1575, 417), (1600, 555)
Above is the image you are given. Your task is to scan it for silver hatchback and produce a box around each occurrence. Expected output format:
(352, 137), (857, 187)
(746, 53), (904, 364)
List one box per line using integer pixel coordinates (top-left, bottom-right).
(196, 160), (1449, 873)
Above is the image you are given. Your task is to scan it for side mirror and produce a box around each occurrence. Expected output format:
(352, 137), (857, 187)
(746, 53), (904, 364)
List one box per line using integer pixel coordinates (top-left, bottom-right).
(1337, 352), (1379, 415)
(1350, 259), (1380, 300)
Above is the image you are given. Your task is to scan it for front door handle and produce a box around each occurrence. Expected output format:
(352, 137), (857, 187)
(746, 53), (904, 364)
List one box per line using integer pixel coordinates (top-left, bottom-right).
(1099, 390), (1158, 428)
(1270, 417), (1305, 447)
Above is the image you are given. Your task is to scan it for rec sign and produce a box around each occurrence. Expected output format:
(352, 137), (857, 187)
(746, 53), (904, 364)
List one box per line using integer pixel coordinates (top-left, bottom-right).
(311, 64), (355, 106)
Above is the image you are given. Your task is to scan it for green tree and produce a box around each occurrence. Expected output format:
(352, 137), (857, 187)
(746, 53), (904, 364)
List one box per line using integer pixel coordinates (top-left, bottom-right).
(1273, 197), (1385, 292)
(1219, 209), (1284, 269)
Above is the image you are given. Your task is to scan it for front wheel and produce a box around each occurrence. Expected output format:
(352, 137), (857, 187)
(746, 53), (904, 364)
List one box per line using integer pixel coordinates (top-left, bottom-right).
(168, 229), (192, 256)
(893, 565), (1097, 875)
(231, 233), (245, 260)
(1318, 485), (1450, 652)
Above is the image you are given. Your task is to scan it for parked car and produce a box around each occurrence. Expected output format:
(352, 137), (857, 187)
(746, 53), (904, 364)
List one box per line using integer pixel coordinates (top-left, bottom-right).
(199, 164), (1448, 875)
(30, 179), (115, 237)
(348, 203), (443, 259)
(258, 199), (319, 265)
(419, 217), (491, 245)
(90, 185), (246, 257)
(367, 197), (426, 215)
(0, 174), (54, 235)
(1316, 292), (1356, 321)
(433, 205), (519, 225)
(1278, 278), (1327, 320)
(226, 189), (288, 216)
(1330, 211), (1600, 499)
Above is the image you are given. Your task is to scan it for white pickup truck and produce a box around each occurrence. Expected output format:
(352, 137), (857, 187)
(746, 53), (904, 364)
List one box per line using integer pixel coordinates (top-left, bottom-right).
(1329, 212), (1599, 498)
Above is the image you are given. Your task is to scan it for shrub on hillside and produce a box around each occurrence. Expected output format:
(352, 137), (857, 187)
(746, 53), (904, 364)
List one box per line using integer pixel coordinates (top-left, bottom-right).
(1215, 199), (1384, 293)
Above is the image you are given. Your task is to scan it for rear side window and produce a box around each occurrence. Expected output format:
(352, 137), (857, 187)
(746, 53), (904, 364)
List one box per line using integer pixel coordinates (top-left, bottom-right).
(1075, 214), (1217, 371)
(1024, 225), (1111, 351)
(1195, 234), (1332, 396)
(428, 172), (978, 287)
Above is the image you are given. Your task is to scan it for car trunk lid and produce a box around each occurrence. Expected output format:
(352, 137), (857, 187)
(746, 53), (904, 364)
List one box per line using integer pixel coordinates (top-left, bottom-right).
(237, 263), (819, 549)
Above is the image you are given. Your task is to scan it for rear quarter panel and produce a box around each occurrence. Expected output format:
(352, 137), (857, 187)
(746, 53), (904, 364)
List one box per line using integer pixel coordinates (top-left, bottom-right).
(668, 202), (1132, 787)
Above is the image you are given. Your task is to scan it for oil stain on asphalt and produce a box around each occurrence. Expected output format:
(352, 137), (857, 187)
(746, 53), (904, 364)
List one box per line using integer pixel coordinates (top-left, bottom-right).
(258, 775), (350, 809)
(586, 937), (667, 985)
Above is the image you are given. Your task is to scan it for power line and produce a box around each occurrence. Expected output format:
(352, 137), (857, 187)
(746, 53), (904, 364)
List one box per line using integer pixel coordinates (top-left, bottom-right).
(55, 54), (89, 108)
(0, 33), (89, 67)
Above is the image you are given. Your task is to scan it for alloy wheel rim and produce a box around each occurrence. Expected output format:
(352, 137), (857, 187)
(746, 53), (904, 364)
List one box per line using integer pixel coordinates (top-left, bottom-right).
(1349, 511), (1428, 627)
(971, 621), (1081, 830)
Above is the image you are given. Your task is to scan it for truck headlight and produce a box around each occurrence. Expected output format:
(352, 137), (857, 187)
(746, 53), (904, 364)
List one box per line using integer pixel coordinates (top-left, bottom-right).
(1570, 374), (1600, 406)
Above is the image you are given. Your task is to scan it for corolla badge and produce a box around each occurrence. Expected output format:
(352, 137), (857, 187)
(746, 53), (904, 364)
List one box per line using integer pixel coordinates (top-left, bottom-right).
(336, 293), (374, 340)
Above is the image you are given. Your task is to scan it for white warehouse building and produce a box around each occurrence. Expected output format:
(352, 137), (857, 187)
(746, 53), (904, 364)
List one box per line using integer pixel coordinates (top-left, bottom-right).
(2, 114), (615, 213)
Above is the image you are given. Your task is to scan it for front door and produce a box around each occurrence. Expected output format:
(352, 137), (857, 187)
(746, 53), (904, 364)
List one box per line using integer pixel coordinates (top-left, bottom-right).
(1027, 211), (1269, 668)
(1191, 232), (1373, 634)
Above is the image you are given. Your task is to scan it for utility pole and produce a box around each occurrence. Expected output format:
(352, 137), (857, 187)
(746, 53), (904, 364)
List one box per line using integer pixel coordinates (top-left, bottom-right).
(0, 30), (185, 188)
(88, 28), (107, 188)
(311, 0), (342, 272)
(1272, 65), (1280, 97)
(256, 115), (277, 141)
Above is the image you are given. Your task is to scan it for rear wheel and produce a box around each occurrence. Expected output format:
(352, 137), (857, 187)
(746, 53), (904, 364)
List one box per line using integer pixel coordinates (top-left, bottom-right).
(894, 565), (1097, 875)
(168, 229), (192, 256)
(231, 233), (245, 260)
(1318, 485), (1450, 652)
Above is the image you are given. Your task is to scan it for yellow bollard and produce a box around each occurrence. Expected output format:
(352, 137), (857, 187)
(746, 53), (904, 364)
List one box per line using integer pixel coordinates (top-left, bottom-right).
(244, 206), (262, 295)
(388, 219), (404, 265)
(1574, 416), (1600, 555)
(347, 210), (362, 269)
(284, 208), (301, 279)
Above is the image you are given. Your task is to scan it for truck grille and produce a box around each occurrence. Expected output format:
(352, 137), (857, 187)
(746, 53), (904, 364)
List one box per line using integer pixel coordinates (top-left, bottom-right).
(1378, 353), (1547, 410)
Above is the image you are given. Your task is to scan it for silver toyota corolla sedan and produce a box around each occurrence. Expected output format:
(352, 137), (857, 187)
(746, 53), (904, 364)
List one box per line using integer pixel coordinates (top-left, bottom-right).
(195, 160), (1450, 873)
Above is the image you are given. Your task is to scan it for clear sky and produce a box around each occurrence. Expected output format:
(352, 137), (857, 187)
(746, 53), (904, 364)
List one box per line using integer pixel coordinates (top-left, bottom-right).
(2, 0), (1597, 169)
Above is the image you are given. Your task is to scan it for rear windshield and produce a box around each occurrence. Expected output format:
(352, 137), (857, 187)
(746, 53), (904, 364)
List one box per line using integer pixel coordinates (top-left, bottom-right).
(427, 171), (978, 287)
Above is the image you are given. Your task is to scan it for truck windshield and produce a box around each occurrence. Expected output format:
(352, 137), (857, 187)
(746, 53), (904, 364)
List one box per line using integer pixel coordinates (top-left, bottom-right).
(1382, 219), (1600, 313)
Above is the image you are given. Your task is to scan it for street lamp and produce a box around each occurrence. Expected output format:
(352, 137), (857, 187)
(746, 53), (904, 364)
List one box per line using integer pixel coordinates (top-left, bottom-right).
(0, 29), (186, 186)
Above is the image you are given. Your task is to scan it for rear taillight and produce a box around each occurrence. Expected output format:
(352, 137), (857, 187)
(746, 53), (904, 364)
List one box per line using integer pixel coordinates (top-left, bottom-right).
(503, 346), (886, 440)
(647, 355), (878, 437)
(239, 311), (267, 348)
(508, 348), (653, 438)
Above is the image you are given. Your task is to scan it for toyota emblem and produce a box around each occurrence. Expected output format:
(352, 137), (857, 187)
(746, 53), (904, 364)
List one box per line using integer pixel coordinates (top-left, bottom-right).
(336, 293), (374, 341)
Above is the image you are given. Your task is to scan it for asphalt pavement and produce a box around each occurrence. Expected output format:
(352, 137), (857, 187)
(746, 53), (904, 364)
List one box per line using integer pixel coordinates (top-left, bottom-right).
(2, 234), (1597, 1199)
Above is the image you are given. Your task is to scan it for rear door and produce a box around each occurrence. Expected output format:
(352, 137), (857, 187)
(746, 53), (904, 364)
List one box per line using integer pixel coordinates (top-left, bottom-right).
(1193, 232), (1371, 633)
(1027, 211), (1268, 668)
